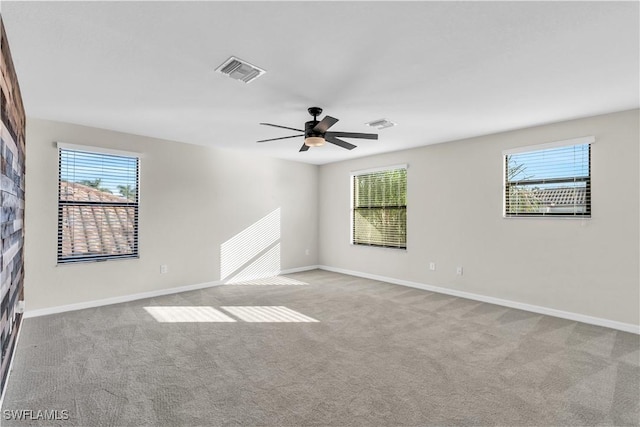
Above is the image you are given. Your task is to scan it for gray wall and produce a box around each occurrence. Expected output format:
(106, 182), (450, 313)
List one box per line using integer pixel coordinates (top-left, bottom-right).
(24, 118), (318, 310)
(319, 109), (639, 326)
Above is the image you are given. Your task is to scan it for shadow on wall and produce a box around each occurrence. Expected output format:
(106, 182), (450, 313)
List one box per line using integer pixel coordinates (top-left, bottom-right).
(220, 208), (281, 283)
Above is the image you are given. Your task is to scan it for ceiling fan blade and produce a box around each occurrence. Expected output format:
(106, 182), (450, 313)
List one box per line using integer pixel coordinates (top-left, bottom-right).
(260, 123), (304, 132)
(299, 143), (310, 152)
(257, 134), (303, 143)
(326, 135), (356, 150)
(325, 131), (378, 140)
(313, 116), (339, 133)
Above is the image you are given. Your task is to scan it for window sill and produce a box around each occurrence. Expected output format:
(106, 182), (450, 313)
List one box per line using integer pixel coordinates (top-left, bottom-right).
(502, 215), (591, 220)
(57, 255), (139, 266)
(351, 243), (407, 251)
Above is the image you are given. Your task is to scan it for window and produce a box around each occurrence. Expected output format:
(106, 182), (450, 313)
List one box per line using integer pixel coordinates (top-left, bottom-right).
(351, 165), (407, 249)
(57, 144), (139, 263)
(504, 137), (592, 217)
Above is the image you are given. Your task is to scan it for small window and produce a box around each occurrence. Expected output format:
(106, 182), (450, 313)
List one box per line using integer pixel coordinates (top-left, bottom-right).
(351, 166), (407, 249)
(504, 138), (592, 217)
(57, 145), (139, 263)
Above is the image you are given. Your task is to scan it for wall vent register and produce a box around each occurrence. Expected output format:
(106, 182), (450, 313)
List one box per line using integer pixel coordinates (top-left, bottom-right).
(365, 118), (397, 130)
(215, 56), (266, 83)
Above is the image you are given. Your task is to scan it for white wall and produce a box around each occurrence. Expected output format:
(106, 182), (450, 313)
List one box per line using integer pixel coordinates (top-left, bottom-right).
(24, 110), (640, 327)
(24, 118), (318, 310)
(319, 109), (639, 326)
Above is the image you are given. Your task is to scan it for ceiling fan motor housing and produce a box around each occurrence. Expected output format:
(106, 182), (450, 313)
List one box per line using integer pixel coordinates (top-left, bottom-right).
(305, 120), (324, 138)
(305, 107), (324, 138)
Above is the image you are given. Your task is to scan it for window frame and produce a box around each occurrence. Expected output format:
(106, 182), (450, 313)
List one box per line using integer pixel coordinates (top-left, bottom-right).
(56, 142), (141, 264)
(502, 136), (593, 219)
(350, 164), (408, 250)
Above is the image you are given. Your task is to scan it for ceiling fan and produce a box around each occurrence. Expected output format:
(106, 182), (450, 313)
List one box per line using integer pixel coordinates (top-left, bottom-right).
(258, 107), (378, 152)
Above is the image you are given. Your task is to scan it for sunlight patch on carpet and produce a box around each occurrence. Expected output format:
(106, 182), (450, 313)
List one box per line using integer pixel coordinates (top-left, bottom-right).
(224, 276), (309, 286)
(144, 306), (237, 323)
(221, 306), (319, 323)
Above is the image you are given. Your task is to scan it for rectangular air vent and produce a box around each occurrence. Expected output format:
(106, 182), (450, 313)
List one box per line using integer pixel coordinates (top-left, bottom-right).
(365, 118), (397, 129)
(215, 56), (266, 83)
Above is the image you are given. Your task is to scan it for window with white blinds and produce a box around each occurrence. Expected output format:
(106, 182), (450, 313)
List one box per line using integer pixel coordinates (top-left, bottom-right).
(504, 138), (592, 217)
(352, 166), (407, 249)
(57, 145), (139, 263)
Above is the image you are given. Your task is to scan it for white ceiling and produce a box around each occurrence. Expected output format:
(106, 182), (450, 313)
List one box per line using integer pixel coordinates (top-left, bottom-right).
(1, 1), (638, 165)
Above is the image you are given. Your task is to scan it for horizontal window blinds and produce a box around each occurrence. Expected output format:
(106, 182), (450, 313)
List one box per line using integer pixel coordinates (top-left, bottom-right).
(352, 167), (407, 249)
(58, 148), (139, 263)
(505, 143), (590, 217)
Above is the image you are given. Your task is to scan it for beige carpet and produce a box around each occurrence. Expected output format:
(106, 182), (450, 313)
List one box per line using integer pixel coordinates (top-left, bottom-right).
(2, 269), (639, 426)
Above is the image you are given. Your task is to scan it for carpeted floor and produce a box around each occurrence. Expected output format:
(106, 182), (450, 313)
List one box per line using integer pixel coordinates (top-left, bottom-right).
(2, 269), (639, 426)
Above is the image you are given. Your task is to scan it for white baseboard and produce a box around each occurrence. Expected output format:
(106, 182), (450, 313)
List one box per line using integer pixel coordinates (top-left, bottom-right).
(281, 265), (320, 274)
(24, 263), (636, 334)
(318, 265), (640, 335)
(23, 265), (320, 319)
(23, 280), (222, 318)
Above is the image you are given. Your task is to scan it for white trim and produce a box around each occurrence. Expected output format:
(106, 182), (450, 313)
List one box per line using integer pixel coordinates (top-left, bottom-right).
(280, 265), (319, 274)
(22, 263), (637, 333)
(24, 281), (221, 318)
(349, 173), (355, 245)
(502, 151), (507, 216)
(502, 136), (594, 155)
(222, 265), (321, 283)
(22, 266), (319, 318)
(318, 265), (640, 334)
(57, 142), (142, 158)
(351, 163), (408, 176)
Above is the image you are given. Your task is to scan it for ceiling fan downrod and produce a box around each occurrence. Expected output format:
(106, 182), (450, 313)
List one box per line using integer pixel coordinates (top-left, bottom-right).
(308, 107), (322, 123)
(305, 107), (324, 140)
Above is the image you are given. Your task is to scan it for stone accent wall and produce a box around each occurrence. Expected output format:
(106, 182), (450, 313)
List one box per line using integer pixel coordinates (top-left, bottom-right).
(0, 16), (25, 394)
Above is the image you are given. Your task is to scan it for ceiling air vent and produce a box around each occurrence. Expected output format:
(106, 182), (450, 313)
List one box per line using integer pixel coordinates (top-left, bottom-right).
(365, 118), (397, 130)
(215, 56), (266, 84)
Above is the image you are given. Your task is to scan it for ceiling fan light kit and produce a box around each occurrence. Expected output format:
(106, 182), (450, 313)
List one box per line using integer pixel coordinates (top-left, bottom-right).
(258, 107), (379, 153)
(304, 137), (325, 147)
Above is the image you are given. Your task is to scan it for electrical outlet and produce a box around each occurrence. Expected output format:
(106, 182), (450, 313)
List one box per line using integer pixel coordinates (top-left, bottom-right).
(305, 249), (310, 256)
(160, 265), (168, 274)
(456, 266), (463, 276)
(429, 262), (436, 271)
